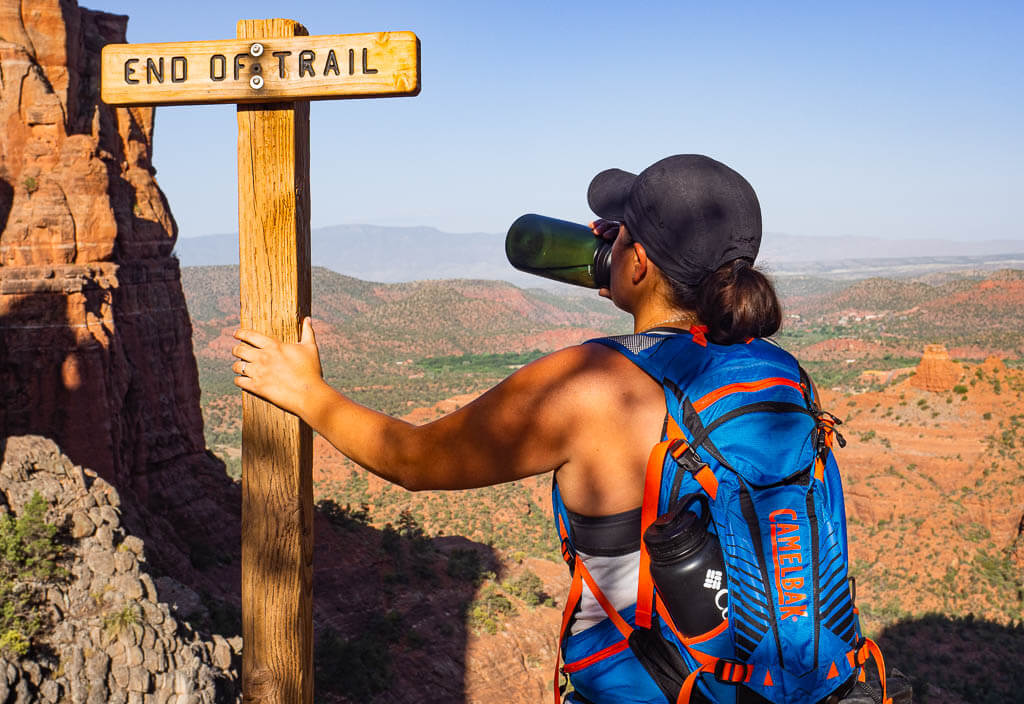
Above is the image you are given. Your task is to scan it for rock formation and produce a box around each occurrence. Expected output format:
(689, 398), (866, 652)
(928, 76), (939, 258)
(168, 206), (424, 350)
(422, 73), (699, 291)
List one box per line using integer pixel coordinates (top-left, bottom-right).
(0, 0), (240, 594)
(0, 7), (510, 702)
(909, 344), (962, 392)
(981, 355), (1006, 374)
(0, 435), (240, 704)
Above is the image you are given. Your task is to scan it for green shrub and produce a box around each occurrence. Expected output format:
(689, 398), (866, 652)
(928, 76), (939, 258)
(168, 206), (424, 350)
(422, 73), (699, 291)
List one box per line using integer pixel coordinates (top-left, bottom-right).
(956, 522), (991, 543)
(953, 384), (969, 394)
(0, 629), (30, 657)
(397, 509), (429, 551)
(0, 491), (66, 658)
(503, 569), (553, 608)
(469, 584), (516, 634)
(102, 603), (140, 639)
(395, 510), (436, 580)
(316, 498), (370, 531)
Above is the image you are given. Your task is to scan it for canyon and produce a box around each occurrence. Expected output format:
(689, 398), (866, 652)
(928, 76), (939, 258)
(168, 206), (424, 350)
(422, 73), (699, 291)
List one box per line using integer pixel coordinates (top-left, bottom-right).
(2, 2), (1023, 703)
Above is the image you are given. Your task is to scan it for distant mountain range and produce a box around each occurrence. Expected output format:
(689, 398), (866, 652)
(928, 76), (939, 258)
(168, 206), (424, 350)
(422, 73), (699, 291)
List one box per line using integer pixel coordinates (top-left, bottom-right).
(173, 224), (1024, 286)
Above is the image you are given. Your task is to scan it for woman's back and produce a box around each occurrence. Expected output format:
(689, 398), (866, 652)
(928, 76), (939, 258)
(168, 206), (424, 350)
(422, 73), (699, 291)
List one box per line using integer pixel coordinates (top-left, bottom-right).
(541, 339), (666, 517)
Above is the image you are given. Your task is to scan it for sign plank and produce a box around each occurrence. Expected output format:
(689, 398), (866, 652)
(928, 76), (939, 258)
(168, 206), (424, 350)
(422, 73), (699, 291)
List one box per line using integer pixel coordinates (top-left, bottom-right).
(101, 30), (419, 106)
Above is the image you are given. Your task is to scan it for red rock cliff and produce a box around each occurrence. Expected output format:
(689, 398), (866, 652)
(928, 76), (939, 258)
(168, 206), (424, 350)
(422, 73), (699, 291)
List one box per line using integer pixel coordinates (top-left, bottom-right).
(0, 0), (238, 589)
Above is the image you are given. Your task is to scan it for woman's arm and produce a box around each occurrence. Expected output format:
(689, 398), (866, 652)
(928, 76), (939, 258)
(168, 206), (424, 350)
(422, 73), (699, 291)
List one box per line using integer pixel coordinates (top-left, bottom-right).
(232, 318), (612, 491)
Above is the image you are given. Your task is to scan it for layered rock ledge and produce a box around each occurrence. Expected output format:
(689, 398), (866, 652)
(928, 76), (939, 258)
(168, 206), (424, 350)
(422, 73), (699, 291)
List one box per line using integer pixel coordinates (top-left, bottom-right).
(0, 435), (241, 704)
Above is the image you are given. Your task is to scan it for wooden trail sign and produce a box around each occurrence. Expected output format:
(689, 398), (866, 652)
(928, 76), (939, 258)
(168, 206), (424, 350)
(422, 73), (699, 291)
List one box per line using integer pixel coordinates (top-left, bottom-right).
(101, 30), (419, 105)
(101, 18), (419, 704)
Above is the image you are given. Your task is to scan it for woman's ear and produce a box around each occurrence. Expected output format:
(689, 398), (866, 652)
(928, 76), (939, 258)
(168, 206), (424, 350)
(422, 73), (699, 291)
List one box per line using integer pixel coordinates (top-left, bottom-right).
(631, 241), (649, 284)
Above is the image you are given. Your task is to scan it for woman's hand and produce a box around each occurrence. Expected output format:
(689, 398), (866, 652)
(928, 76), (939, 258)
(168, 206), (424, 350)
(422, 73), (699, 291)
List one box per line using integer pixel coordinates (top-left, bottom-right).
(590, 218), (620, 299)
(232, 317), (324, 416)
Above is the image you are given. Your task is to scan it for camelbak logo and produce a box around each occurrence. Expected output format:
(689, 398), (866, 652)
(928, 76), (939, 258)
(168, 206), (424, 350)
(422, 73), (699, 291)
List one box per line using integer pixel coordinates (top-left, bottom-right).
(769, 508), (808, 622)
(703, 569), (723, 590)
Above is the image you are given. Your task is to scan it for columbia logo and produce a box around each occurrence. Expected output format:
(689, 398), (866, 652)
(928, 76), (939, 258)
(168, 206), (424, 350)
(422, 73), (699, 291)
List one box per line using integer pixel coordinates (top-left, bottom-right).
(704, 569), (723, 590)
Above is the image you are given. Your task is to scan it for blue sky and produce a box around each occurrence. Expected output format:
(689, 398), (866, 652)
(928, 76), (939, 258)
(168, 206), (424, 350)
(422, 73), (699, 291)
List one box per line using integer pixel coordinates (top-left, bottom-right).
(101, 1), (1023, 242)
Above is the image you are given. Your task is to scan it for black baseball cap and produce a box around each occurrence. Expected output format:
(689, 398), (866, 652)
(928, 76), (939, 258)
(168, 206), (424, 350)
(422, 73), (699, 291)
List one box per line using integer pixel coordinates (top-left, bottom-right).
(587, 154), (761, 286)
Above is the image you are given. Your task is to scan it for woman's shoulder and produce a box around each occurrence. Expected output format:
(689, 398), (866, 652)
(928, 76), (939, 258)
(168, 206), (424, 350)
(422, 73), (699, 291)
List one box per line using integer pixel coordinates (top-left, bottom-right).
(516, 342), (663, 408)
(530, 340), (658, 380)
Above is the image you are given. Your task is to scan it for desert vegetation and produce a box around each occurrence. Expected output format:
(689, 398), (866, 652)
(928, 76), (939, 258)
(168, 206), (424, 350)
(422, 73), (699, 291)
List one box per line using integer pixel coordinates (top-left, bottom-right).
(0, 492), (66, 659)
(181, 265), (1024, 702)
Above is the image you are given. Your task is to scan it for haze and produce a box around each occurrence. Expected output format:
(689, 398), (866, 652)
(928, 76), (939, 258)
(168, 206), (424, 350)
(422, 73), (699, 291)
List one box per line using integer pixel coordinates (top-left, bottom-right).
(103, 1), (1023, 245)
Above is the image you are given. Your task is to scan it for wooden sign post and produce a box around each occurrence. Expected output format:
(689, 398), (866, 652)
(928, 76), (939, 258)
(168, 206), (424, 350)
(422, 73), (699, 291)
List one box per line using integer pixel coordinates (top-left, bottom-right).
(102, 19), (420, 704)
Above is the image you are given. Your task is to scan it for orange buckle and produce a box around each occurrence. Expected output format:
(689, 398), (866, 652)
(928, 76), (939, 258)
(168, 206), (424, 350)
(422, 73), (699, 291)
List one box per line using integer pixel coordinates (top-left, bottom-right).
(669, 439), (704, 471)
(853, 639), (870, 667)
(560, 538), (574, 566)
(713, 660), (751, 684)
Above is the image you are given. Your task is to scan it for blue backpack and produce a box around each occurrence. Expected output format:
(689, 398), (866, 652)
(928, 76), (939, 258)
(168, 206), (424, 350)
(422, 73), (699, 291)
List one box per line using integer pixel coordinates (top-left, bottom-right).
(552, 328), (891, 704)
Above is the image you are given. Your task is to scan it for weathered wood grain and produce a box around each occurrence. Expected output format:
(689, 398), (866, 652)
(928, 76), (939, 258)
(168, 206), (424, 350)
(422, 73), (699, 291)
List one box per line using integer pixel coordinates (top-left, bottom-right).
(237, 18), (313, 704)
(101, 29), (419, 106)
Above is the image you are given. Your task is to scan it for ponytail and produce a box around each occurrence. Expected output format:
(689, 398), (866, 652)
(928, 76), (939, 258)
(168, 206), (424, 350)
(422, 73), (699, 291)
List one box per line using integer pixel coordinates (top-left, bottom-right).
(665, 259), (782, 345)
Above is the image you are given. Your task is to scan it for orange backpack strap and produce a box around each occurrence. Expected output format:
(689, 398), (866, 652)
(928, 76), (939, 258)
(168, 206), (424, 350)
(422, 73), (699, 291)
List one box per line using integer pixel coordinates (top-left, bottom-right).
(674, 657), (754, 703)
(552, 550), (635, 703)
(667, 416), (719, 499)
(577, 559), (634, 640)
(637, 435), (670, 629)
(849, 637), (892, 704)
(637, 414), (689, 627)
(676, 662), (712, 703)
(553, 565), (585, 704)
(556, 508), (574, 567)
(870, 639), (891, 704)
(638, 414), (722, 628)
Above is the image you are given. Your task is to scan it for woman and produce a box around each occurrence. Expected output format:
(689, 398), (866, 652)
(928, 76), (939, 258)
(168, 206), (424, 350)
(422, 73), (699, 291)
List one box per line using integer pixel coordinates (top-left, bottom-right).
(231, 155), (784, 703)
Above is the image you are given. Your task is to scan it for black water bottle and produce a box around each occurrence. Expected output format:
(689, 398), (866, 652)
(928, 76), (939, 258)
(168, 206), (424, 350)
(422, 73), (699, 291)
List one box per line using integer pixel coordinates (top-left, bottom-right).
(505, 214), (613, 289)
(643, 493), (729, 636)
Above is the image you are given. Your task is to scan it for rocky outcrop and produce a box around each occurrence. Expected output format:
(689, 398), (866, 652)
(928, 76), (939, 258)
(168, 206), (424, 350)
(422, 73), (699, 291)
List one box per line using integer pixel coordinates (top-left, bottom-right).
(909, 344), (962, 392)
(981, 355), (1006, 374)
(2, 0), (183, 472)
(0, 0), (240, 597)
(0, 435), (241, 704)
(0, 1), (175, 266)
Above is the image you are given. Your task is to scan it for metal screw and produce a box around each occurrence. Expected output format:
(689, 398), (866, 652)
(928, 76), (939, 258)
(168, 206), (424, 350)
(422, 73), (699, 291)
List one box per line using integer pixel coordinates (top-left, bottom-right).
(249, 75), (264, 90)
(250, 42), (264, 57)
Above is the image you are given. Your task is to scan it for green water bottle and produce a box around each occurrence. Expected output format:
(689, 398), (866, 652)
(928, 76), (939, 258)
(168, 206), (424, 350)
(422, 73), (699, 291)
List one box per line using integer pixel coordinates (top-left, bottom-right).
(505, 214), (613, 289)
